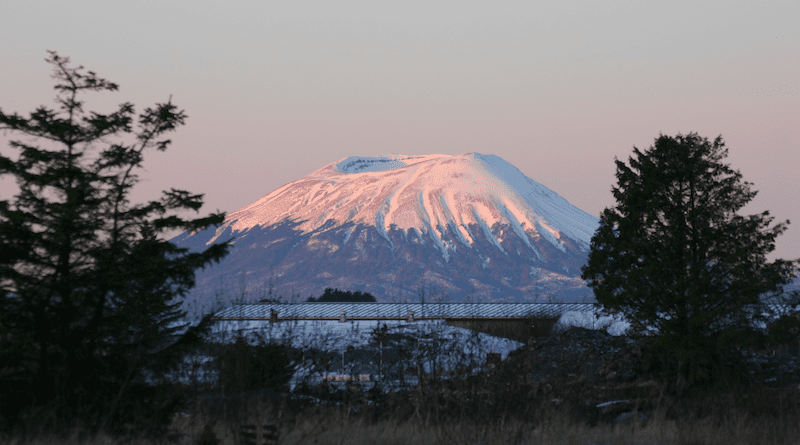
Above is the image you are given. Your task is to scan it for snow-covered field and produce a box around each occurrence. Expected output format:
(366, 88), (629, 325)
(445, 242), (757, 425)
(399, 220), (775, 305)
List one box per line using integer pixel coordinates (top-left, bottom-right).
(209, 318), (522, 390)
(170, 306), (796, 393)
(196, 310), (634, 392)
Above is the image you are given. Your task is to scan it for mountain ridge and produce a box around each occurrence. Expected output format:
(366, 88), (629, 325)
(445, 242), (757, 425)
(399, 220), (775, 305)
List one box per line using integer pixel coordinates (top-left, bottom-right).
(174, 153), (600, 305)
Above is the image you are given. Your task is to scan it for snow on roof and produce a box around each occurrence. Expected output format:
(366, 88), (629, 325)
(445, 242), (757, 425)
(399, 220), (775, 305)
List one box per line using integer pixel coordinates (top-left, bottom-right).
(212, 302), (599, 320)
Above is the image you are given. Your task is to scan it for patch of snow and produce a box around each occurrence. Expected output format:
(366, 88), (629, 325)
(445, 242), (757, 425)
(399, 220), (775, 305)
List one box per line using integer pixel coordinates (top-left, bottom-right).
(375, 201), (393, 246)
(417, 189), (450, 261)
(211, 318), (523, 387)
(469, 200), (501, 229)
(555, 310), (630, 336)
(473, 207), (505, 254)
(410, 227), (424, 245)
(303, 181), (326, 207)
(497, 198), (542, 259)
(439, 195), (472, 248)
(336, 156), (408, 174)
(206, 221), (235, 246)
(342, 226), (355, 245)
(535, 218), (566, 253)
(606, 320), (631, 336)
(384, 164), (425, 231)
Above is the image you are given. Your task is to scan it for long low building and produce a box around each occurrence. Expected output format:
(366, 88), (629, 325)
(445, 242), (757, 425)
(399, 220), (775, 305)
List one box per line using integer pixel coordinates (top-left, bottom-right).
(213, 302), (599, 321)
(212, 302), (602, 342)
(212, 302), (800, 341)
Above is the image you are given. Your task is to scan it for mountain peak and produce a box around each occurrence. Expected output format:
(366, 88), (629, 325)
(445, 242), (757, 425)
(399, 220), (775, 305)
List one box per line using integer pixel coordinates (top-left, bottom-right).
(221, 153), (597, 257)
(177, 153), (599, 303)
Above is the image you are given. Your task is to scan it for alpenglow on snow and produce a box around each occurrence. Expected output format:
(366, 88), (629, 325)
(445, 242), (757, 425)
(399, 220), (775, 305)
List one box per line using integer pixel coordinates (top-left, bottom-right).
(171, 153), (600, 306)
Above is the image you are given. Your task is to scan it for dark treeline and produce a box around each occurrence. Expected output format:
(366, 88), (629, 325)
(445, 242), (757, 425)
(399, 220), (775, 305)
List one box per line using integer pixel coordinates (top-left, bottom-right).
(306, 287), (377, 302)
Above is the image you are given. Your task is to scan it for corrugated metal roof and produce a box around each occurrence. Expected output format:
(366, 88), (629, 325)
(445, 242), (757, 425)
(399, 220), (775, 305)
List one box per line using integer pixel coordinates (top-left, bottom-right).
(212, 302), (800, 322)
(212, 303), (600, 320)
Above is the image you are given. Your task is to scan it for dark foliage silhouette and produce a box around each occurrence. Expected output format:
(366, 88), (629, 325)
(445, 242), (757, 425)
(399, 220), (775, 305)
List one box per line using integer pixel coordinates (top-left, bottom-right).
(214, 336), (295, 395)
(306, 287), (377, 302)
(581, 132), (799, 394)
(0, 51), (232, 437)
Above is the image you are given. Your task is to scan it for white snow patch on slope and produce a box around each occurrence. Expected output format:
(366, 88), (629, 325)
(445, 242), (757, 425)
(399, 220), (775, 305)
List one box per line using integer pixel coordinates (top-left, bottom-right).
(535, 219), (566, 253)
(375, 200), (392, 246)
(303, 181), (327, 207)
(439, 194), (471, 248)
(473, 207), (505, 254)
(410, 227), (424, 244)
(383, 164), (425, 234)
(342, 226), (355, 245)
(336, 156), (407, 173)
(429, 226), (450, 261)
(497, 198), (541, 259)
(416, 188), (450, 261)
(442, 190), (475, 245)
(207, 221), (235, 245)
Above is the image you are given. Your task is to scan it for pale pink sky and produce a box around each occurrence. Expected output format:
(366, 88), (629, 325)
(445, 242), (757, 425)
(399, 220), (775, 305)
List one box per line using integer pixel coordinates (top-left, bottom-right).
(1, 1), (798, 260)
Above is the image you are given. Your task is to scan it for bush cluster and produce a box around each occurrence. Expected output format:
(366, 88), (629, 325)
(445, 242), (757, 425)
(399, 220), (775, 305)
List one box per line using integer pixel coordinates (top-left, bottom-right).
(306, 288), (377, 302)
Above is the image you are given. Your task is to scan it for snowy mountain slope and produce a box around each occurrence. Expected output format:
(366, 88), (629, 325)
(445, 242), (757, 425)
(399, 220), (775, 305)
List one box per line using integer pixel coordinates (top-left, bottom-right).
(172, 153), (600, 305)
(217, 153), (597, 253)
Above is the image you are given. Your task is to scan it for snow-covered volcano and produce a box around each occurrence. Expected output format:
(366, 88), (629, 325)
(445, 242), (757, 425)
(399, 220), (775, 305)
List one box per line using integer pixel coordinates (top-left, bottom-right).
(172, 153), (600, 307)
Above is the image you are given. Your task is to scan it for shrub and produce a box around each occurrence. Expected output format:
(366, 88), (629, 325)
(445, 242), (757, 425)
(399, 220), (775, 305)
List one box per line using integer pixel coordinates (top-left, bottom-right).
(215, 336), (295, 395)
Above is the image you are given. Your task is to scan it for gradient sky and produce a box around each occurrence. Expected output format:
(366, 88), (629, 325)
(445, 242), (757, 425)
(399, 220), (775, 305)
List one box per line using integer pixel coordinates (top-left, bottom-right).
(1, 1), (798, 261)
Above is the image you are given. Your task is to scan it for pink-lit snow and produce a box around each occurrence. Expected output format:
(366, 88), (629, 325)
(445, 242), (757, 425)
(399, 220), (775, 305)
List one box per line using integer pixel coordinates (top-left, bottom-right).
(211, 153), (598, 258)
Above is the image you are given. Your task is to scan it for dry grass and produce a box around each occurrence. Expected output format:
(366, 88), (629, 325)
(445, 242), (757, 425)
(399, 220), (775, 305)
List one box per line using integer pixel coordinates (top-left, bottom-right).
(8, 396), (799, 445)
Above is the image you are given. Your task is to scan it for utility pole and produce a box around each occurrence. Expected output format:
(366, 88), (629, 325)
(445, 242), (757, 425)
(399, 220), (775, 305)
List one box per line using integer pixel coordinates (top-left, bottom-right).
(343, 345), (354, 378)
(372, 323), (388, 382)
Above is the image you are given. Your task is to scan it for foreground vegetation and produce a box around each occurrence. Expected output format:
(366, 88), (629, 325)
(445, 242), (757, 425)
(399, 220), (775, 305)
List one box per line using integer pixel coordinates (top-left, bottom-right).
(5, 307), (800, 445)
(10, 384), (800, 445)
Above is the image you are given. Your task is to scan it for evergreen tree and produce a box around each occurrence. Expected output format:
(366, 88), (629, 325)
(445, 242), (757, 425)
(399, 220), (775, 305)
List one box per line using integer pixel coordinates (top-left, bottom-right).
(581, 132), (798, 392)
(0, 51), (232, 436)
